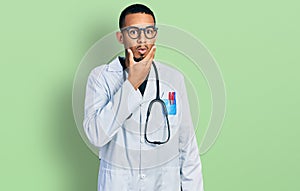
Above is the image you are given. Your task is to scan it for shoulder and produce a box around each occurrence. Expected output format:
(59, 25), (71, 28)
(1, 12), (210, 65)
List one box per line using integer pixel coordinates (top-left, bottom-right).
(89, 65), (107, 76)
(88, 57), (120, 80)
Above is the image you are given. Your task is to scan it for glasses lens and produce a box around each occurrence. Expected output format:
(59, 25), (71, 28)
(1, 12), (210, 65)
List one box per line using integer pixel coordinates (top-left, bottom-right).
(145, 27), (157, 39)
(128, 27), (139, 39)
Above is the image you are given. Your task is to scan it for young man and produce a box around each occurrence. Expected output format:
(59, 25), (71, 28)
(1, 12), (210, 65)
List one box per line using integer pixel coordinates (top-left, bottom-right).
(83, 4), (204, 191)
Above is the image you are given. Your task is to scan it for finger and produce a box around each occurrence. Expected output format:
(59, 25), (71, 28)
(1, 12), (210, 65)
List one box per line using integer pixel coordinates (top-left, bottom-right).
(145, 45), (156, 61)
(151, 46), (156, 59)
(145, 46), (156, 67)
(127, 48), (134, 67)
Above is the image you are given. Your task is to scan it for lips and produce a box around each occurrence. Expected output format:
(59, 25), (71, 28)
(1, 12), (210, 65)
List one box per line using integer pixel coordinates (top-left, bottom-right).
(137, 46), (148, 55)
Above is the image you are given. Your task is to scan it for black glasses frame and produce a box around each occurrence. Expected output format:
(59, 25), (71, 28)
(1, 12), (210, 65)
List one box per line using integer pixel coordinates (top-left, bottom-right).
(121, 25), (158, 39)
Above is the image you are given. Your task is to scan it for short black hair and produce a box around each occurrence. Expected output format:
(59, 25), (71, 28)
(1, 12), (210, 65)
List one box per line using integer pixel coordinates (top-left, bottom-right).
(119, 4), (156, 29)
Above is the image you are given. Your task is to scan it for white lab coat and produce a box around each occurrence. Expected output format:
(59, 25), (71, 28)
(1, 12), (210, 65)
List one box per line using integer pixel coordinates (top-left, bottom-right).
(83, 57), (204, 191)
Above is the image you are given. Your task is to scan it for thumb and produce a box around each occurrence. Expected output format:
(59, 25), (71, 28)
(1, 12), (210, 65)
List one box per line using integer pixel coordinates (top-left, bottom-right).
(127, 48), (134, 67)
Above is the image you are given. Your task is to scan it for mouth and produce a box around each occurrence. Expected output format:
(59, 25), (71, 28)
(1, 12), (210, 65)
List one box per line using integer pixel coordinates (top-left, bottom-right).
(137, 46), (148, 55)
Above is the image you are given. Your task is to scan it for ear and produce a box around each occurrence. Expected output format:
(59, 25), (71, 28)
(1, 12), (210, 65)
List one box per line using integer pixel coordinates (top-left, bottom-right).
(116, 31), (124, 44)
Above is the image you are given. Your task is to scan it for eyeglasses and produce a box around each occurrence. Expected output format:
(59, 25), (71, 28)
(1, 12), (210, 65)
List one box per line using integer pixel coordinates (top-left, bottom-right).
(121, 25), (158, 39)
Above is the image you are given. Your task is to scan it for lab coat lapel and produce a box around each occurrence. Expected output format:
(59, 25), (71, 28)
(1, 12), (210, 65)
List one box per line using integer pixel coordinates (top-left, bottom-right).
(139, 62), (157, 125)
(142, 62), (157, 102)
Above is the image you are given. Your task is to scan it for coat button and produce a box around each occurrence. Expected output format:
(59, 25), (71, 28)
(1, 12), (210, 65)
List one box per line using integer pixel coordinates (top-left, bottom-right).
(140, 174), (146, 179)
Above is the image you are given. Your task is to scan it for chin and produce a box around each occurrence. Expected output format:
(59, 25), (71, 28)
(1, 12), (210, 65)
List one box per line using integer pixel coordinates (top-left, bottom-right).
(134, 56), (144, 62)
(133, 53), (146, 62)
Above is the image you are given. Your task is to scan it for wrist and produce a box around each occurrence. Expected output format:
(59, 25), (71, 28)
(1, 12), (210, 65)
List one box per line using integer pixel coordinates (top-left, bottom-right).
(128, 77), (139, 90)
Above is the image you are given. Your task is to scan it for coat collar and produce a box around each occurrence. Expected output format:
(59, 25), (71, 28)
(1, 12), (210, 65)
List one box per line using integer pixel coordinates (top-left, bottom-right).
(107, 57), (159, 73)
(107, 57), (124, 72)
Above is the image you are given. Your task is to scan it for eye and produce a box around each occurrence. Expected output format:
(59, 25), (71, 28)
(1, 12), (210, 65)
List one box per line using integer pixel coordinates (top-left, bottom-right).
(128, 28), (138, 36)
(129, 30), (136, 35)
(146, 28), (154, 34)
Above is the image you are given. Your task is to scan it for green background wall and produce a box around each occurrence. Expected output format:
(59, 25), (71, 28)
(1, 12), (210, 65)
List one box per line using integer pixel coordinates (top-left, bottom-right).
(1, 0), (299, 190)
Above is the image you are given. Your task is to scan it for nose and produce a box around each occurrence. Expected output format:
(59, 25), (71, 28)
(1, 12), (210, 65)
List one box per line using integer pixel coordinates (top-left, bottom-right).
(137, 30), (147, 44)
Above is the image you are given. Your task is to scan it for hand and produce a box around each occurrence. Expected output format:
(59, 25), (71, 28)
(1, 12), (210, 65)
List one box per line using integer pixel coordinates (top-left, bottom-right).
(126, 46), (156, 90)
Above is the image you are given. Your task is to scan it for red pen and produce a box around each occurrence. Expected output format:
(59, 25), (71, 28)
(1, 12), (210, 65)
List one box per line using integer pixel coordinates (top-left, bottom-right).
(172, 92), (175, 105)
(169, 92), (174, 105)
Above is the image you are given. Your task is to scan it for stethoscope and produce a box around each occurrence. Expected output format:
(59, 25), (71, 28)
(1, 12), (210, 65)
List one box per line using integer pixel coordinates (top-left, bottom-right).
(123, 61), (170, 145)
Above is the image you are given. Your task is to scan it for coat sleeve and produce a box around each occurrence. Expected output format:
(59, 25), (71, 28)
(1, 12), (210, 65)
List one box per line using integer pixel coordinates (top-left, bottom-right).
(83, 67), (142, 148)
(179, 75), (204, 191)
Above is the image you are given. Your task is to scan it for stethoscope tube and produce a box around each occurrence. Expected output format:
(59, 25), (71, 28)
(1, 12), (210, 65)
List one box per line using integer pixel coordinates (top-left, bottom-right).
(122, 61), (171, 145)
(144, 62), (170, 145)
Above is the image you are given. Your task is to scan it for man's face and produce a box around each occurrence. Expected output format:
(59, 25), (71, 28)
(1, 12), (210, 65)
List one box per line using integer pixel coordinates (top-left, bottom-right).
(118, 13), (156, 61)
